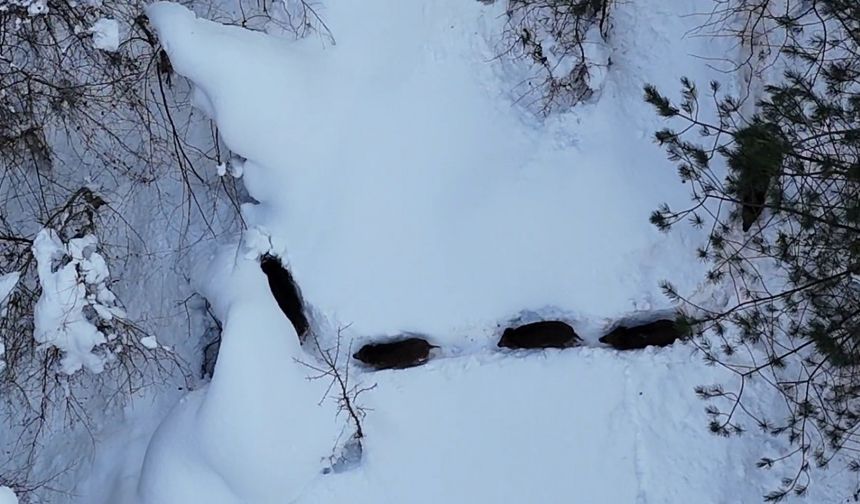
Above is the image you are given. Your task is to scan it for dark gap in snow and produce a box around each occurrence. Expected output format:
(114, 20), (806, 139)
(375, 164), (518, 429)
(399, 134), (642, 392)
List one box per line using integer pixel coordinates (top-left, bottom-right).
(260, 254), (310, 340)
(201, 328), (221, 380)
(199, 299), (223, 380)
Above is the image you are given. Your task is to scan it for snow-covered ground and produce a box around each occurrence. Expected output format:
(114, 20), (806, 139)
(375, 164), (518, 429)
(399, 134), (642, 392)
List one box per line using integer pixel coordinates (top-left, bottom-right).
(145, 0), (720, 343)
(65, 0), (854, 502)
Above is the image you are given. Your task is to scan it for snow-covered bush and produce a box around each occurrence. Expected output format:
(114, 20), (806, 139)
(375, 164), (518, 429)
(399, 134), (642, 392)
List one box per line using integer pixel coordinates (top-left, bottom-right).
(496, 0), (612, 114)
(298, 328), (376, 474)
(32, 228), (128, 375)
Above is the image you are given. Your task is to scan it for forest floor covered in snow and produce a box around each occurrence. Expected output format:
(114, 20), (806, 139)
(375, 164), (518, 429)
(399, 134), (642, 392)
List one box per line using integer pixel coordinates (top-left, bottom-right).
(23, 0), (857, 502)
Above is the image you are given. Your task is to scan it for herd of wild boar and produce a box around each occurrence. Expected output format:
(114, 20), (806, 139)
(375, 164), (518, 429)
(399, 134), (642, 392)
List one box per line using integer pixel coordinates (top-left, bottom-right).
(243, 254), (689, 374)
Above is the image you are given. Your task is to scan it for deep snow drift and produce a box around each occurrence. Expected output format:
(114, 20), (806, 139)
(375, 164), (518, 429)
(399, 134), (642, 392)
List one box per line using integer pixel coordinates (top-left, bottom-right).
(145, 0), (721, 342)
(70, 0), (853, 502)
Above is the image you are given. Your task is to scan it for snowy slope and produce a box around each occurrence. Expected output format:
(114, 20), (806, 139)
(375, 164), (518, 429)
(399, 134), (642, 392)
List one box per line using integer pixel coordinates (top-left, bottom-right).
(69, 0), (854, 502)
(145, 0), (722, 342)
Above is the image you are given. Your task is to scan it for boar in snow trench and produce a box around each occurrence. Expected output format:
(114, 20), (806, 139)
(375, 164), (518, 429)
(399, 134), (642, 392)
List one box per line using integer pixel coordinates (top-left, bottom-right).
(599, 318), (683, 350)
(497, 320), (581, 349)
(353, 337), (438, 370)
(260, 254), (310, 339)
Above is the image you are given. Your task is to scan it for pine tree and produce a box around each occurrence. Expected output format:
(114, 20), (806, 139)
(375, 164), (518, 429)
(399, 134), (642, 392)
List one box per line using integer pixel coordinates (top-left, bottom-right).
(645, 0), (859, 500)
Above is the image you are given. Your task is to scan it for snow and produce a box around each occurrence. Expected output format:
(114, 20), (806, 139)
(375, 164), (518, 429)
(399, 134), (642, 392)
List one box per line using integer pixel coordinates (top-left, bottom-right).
(0, 487), (18, 504)
(146, 0), (721, 343)
(305, 346), (771, 503)
(33, 229), (108, 374)
(214, 158), (244, 178)
(139, 336), (158, 349)
(66, 0), (854, 503)
(32, 229), (123, 375)
(91, 18), (120, 52)
(69, 235), (110, 284)
(114, 244), (843, 503)
(227, 157), (244, 178)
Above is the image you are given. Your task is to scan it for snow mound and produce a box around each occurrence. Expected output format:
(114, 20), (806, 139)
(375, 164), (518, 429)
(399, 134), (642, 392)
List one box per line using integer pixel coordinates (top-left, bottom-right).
(136, 246), (336, 504)
(145, 0), (723, 342)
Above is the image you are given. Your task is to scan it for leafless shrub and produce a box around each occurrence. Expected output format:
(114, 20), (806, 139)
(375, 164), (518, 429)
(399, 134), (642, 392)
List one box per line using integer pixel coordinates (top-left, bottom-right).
(497, 0), (613, 114)
(278, 0), (335, 44)
(0, 187), (191, 502)
(0, 1), (235, 498)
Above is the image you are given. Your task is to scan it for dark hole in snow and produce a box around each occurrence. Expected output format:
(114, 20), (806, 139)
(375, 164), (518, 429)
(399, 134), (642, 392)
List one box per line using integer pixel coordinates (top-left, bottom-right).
(195, 295), (223, 380)
(260, 254), (309, 340)
(200, 318), (222, 380)
(353, 336), (437, 370)
(497, 320), (581, 349)
(599, 318), (685, 350)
